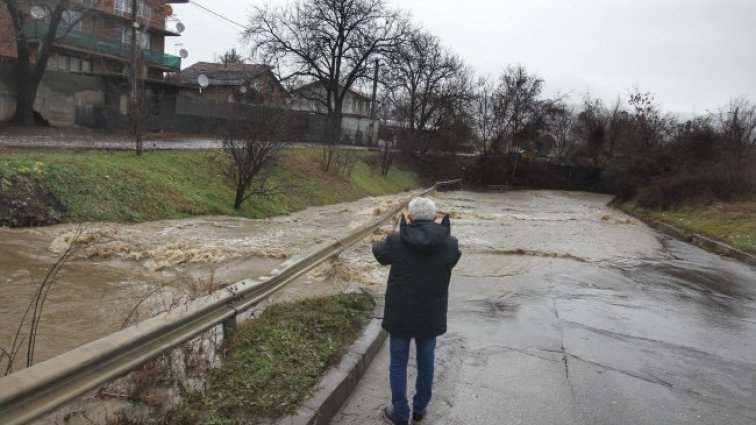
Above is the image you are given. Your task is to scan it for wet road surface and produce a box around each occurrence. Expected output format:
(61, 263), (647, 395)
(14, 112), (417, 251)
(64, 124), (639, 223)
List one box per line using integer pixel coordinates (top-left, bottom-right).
(331, 191), (756, 425)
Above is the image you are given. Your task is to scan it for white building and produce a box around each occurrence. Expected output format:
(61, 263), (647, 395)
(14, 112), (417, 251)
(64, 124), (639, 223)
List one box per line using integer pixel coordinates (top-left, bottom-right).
(292, 82), (379, 146)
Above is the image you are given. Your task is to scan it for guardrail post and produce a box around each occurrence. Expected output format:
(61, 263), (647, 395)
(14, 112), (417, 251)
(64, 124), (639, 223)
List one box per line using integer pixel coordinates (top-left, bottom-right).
(219, 283), (238, 340)
(222, 316), (237, 341)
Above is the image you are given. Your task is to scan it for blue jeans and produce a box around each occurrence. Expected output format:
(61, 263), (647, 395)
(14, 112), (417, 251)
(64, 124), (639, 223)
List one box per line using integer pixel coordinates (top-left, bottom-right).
(389, 333), (437, 422)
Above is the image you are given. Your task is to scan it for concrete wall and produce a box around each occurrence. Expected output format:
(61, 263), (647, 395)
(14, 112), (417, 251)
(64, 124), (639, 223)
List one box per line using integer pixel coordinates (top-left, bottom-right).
(35, 70), (106, 127)
(0, 62), (106, 126)
(342, 115), (379, 146)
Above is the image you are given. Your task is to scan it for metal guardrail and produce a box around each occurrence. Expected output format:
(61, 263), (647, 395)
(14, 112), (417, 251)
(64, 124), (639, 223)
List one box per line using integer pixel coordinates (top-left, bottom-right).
(0, 180), (461, 425)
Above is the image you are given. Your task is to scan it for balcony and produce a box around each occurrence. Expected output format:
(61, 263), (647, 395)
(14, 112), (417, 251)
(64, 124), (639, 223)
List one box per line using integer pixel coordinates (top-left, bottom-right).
(23, 21), (181, 72)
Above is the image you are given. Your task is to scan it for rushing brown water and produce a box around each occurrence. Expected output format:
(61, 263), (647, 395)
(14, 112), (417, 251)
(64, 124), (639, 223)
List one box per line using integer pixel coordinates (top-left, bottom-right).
(0, 189), (658, 375)
(0, 193), (408, 372)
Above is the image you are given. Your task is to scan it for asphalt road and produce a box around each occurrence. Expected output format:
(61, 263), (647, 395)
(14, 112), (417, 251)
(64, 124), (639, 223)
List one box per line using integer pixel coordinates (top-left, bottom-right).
(330, 191), (756, 425)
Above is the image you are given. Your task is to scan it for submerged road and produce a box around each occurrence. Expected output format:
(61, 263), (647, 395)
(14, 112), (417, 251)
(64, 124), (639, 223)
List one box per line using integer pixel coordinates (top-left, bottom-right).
(332, 191), (756, 425)
(2, 190), (753, 424)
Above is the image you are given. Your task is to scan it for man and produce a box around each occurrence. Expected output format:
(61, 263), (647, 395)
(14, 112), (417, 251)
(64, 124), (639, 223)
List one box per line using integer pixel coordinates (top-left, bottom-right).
(373, 197), (462, 425)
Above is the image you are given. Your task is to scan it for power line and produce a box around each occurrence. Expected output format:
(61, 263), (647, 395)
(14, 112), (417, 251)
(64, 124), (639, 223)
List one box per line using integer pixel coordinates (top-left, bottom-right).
(187, 25), (242, 47)
(188, 0), (249, 31)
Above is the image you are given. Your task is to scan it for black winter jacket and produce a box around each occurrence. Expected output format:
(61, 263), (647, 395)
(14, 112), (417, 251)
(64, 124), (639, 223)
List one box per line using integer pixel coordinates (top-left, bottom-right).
(372, 215), (461, 338)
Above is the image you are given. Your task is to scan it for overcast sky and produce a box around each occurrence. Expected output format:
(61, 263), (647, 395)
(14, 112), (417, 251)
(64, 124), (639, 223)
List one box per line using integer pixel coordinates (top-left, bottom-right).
(172, 0), (756, 115)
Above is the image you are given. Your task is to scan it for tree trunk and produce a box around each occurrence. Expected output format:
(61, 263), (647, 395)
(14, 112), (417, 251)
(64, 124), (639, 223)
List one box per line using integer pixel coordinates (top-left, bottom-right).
(11, 37), (38, 126)
(9, 1), (68, 126)
(381, 141), (392, 175)
(12, 69), (38, 126)
(233, 185), (245, 210)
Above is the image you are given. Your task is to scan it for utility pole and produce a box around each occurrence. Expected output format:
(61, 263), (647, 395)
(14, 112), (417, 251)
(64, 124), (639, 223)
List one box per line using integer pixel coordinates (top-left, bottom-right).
(129, 0), (143, 155)
(368, 59), (379, 146)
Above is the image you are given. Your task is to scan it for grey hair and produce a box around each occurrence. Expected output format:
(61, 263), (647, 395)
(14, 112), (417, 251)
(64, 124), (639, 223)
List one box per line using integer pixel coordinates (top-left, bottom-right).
(408, 197), (436, 221)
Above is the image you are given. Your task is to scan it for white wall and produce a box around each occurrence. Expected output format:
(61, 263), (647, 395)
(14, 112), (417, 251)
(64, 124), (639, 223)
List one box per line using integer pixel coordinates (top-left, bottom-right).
(342, 116), (379, 145)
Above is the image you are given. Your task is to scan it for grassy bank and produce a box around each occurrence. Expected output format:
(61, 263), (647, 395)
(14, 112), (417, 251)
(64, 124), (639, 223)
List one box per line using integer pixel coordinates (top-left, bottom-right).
(623, 201), (756, 255)
(165, 292), (375, 425)
(0, 148), (419, 225)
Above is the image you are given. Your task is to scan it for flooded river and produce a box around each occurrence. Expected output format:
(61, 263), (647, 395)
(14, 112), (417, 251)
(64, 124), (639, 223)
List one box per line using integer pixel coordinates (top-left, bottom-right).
(0, 194), (404, 371)
(3, 190), (754, 425)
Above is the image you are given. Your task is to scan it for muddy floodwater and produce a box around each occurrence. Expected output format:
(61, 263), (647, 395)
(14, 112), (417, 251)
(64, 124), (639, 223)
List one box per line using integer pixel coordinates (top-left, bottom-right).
(332, 191), (756, 425)
(0, 193), (405, 370)
(3, 190), (755, 425)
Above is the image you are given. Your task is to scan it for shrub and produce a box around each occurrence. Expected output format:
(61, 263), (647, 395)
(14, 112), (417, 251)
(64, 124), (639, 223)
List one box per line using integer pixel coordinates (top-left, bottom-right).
(634, 160), (756, 209)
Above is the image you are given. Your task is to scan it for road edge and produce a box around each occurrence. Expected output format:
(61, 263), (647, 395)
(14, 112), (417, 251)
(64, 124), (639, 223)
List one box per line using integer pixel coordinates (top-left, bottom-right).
(613, 202), (756, 267)
(275, 295), (387, 425)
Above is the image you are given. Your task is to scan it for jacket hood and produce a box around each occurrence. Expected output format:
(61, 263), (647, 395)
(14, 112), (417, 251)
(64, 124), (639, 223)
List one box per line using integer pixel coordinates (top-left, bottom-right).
(399, 214), (451, 254)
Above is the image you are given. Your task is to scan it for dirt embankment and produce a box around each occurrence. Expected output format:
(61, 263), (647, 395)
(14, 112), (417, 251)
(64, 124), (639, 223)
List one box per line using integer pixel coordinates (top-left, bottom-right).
(0, 175), (67, 227)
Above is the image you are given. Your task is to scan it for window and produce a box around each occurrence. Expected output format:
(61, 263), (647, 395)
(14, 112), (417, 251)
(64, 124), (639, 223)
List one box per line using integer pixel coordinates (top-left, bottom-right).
(120, 27), (150, 49)
(115, 0), (152, 20)
(137, 1), (152, 20)
(115, 0), (130, 14)
(46, 55), (66, 71)
(60, 10), (83, 32)
(45, 54), (90, 73)
(69, 56), (81, 72)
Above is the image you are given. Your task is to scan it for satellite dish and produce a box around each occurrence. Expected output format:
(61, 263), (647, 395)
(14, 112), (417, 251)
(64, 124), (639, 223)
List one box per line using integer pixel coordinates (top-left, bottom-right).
(175, 22), (185, 34)
(179, 49), (188, 59)
(198, 74), (209, 88)
(240, 86), (248, 94)
(30, 6), (46, 20)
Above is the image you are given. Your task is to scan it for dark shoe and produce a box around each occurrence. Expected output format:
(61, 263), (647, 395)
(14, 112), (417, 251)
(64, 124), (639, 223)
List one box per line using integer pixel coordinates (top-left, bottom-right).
(383, 405), (409, 425)
(412, 410), (425, 422)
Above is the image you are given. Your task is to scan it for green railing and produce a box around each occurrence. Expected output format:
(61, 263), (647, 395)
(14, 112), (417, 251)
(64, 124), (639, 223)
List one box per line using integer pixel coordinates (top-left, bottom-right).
(24, 21), (181, 71)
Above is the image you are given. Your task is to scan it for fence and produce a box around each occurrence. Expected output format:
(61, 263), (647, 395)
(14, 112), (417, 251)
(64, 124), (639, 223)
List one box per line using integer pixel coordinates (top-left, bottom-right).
(75, 91), (331, 143)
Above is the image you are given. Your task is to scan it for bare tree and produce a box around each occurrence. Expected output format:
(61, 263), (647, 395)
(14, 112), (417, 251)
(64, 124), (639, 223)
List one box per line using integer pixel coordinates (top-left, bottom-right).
(626, 89), (670, 148)
(548, 102), (575, 159)
(472, 76), (496, 154)
(245, 0), (408, 170)
(384, 28), (474, 156)
(490, 65), (550, 152)
(574, 96), (609, 167)
(223, 106), (289, 210)
(1, 0), (100, 126)
(712, 97), (756, 159)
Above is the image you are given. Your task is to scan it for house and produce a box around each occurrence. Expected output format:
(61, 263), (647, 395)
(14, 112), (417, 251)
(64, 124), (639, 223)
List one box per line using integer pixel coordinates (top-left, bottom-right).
(0, 0), (186, 125)
(0, 0), (185, 78)
(292, 82), (378, 145)
(175, 62), (288, 106)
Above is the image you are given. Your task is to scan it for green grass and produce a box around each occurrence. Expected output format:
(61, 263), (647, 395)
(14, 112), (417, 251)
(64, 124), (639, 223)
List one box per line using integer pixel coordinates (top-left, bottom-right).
(165, 292), (375, 425)
(624, 201), (756, 254)
(0, 148), (419, 224)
